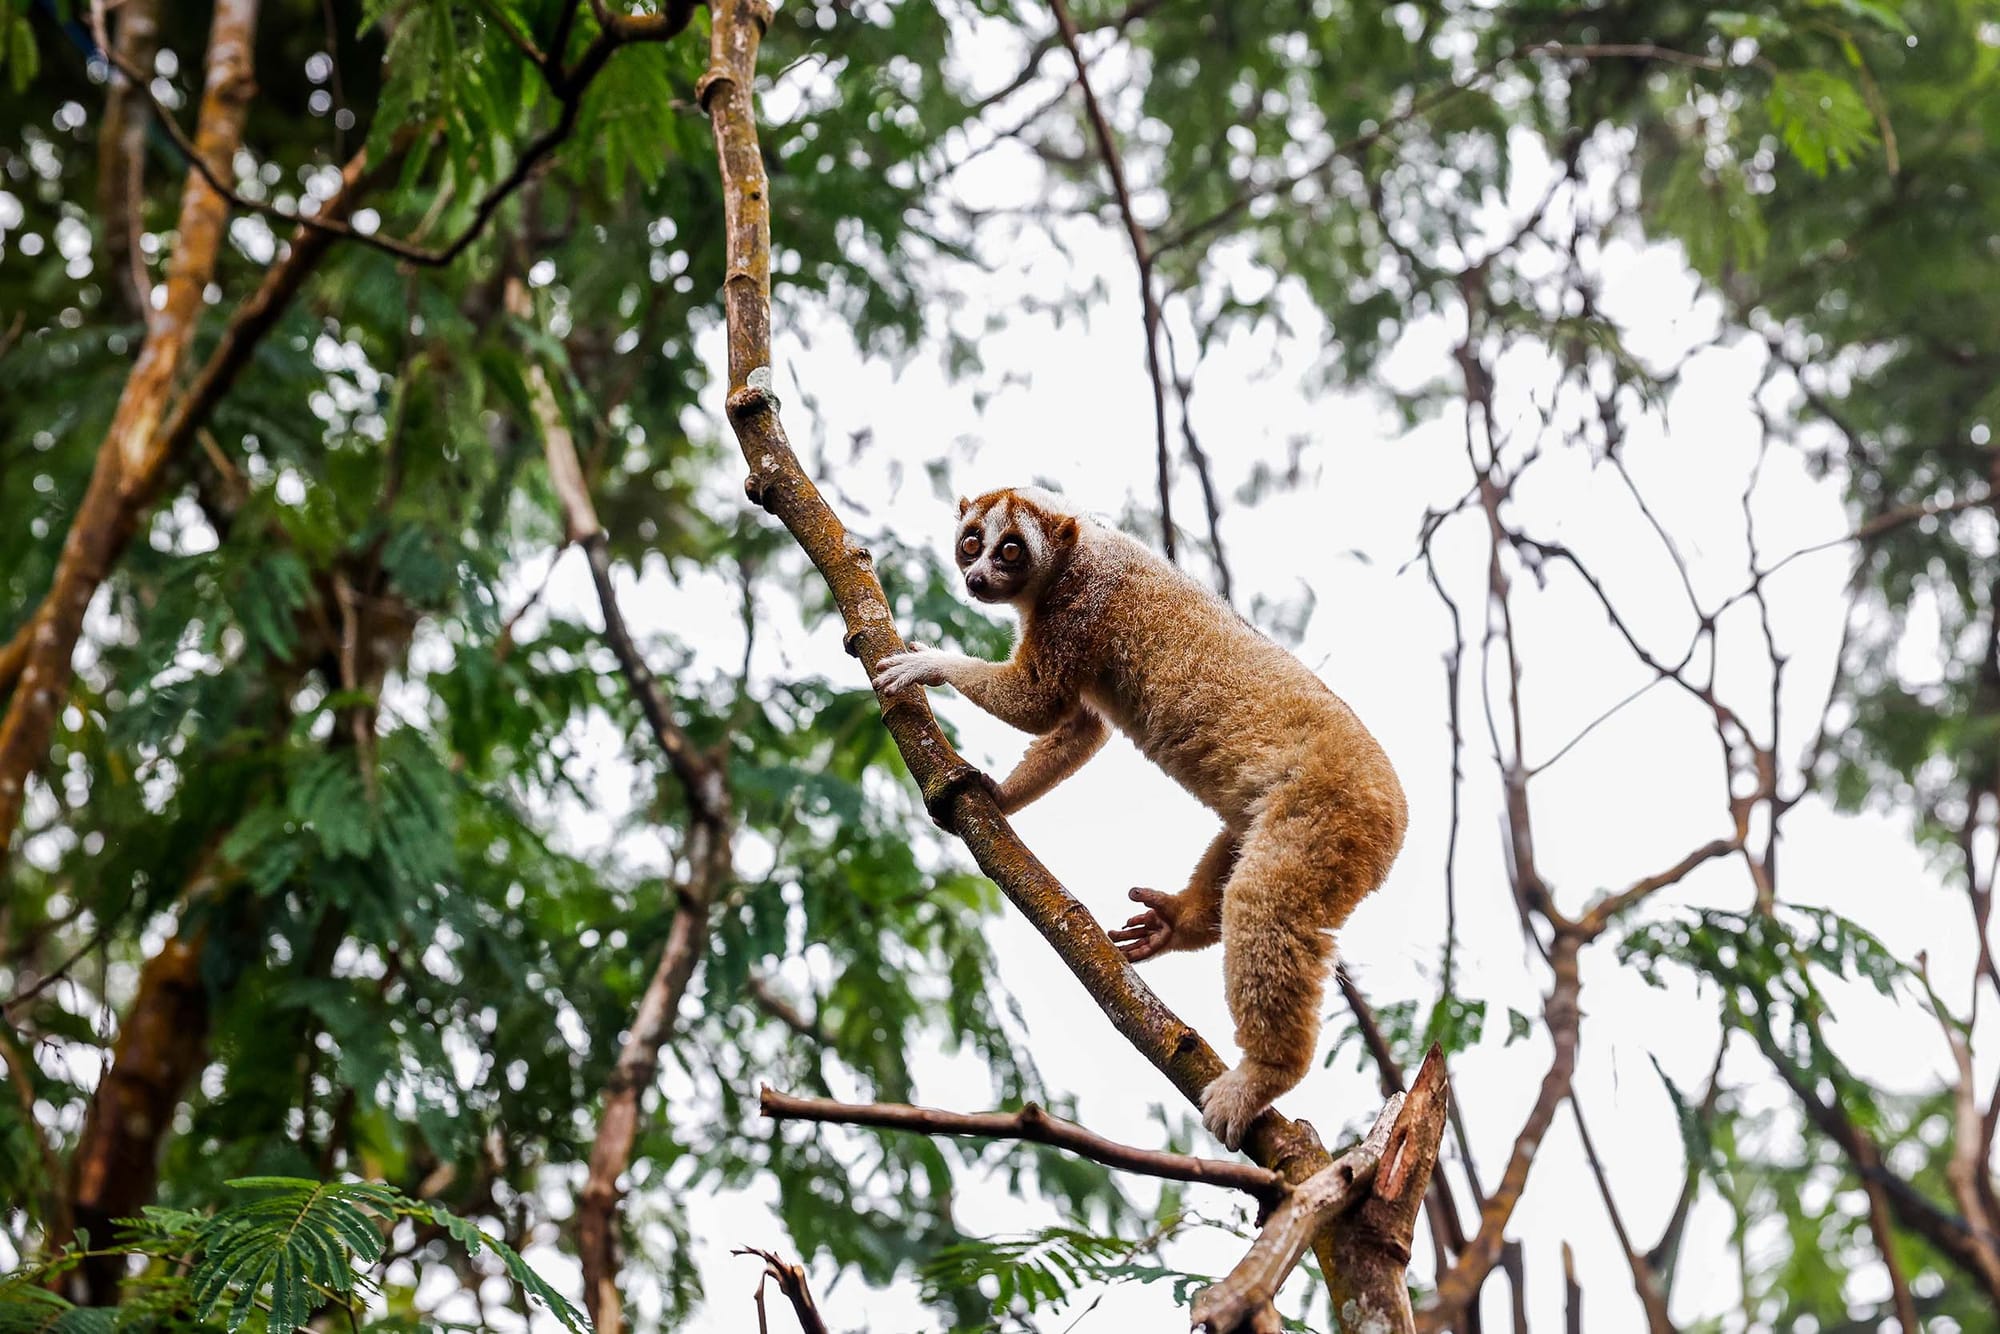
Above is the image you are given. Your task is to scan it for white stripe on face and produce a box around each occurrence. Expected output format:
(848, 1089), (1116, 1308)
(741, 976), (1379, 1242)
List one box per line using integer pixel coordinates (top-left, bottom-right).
(987, 495), (1048, 570)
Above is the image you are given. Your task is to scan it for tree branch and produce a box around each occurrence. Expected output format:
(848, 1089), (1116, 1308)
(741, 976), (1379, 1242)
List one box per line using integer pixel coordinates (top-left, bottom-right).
(1320, 1045), (1452, 1334)
(1047, 0), (1176, 562)
(701, 0), (1328, 1191)
(0, 0), (264, 861)
(761, 1086), (1286, 1203)
(91, 0), (160, 323)
(1191, 1095), (1402, 1333)
(732, 1247), (829, 1334)
(1197, 1047), (1449, 1334)
(1570, 1098), (1677, 1333)
(513, 276), (734, 1334)
(1420, 934), (1581, 1330)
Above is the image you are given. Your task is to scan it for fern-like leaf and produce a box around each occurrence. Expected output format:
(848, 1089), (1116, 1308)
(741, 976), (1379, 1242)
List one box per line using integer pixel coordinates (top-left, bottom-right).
(189, 1178), (399, 1332)
(424, 1207), (590, 1333)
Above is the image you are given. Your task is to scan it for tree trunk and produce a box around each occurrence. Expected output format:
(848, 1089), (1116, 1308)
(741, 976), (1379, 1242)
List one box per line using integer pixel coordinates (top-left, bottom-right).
(0, 0), (260, 859)
(66, 925), (212, 1302)
(96, 0), (161, 322)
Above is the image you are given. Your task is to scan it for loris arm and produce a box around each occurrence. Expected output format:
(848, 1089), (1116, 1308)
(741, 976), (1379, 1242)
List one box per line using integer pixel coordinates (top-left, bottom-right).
(994, 707), (1108, 813)
(873, 647), (1077, 735)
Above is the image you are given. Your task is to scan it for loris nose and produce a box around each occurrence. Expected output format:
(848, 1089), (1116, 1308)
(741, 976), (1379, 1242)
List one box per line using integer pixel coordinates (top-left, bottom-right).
(967, 571), (990, 595)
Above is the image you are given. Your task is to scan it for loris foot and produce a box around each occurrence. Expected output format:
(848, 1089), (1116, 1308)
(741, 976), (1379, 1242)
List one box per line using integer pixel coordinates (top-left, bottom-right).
(1200, 1062), (1285, 1151)
(1109, 887), (1181, 962)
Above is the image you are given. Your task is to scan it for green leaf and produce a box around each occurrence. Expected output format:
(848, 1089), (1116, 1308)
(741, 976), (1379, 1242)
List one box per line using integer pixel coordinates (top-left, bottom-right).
(1765, 70), (1878, 175)
(2, 16), (37, 95)
(425, 1207), (590, 1333)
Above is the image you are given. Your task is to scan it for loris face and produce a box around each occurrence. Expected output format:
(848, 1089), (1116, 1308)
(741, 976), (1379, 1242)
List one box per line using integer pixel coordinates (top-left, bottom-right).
(954, 488), (1079, 605)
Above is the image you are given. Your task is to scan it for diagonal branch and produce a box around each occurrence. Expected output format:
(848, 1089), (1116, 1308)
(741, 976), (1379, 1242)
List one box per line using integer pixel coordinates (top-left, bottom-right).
(1047, 0), (1176, 562)
(512, 277), (733, 1334)
(761, 1086), (1286, 1203)
(1571, 1098), (1677, 1333)
(702, 8), (1449, 1322)
(0, 0), (264, 861)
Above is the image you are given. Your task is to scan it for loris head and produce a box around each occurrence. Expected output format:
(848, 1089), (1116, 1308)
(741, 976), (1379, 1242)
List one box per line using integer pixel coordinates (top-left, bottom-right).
(953, 487), (1080, 605)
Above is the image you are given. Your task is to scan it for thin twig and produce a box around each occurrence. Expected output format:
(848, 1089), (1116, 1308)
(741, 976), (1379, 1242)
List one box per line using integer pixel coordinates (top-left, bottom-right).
(731, 1249), (829, 1334)
(1048, 0), (1176, 562)
(761, 1086), (1286, 1202)
(89, 7), (696, 269)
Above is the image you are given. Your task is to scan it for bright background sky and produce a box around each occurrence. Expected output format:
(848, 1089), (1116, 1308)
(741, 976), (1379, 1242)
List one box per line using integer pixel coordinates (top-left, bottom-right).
(451, 30), (1985, 1334)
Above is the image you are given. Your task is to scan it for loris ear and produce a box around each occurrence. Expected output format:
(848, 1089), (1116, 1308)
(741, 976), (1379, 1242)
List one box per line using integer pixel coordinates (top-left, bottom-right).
(957, 496), (972, 518)
(1051, 515), (1079, 547)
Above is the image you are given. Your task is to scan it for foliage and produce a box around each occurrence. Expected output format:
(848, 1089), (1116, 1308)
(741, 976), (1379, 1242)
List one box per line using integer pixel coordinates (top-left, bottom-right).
(0, 1178), (584, 1333)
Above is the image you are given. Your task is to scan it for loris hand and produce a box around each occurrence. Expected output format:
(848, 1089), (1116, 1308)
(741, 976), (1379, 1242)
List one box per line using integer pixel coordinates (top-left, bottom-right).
(1109, 887), (1184, 962)
(873, 646), (958, 695)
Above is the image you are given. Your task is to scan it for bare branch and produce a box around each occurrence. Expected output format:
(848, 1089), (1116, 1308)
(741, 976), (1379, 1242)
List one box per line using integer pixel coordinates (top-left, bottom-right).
(761, 1086), (1285, 1202)
(1919, 956), (2000, 1303)
(1047, 0), (1176, 562)
(1162, 317), (1235, 602)
(1420, 936), (1581, 1330)
(1576, 836), (1743, 939)
(1571, 1099), (1676, 1333)
(513, 276), (734, 1334)
(731, 1248), (829, 1334)
(1562, 1242), (1581, 1334)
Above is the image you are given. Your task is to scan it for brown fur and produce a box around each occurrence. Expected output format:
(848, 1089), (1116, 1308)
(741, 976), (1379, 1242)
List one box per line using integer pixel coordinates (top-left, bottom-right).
(875, 487), (1408, 1147)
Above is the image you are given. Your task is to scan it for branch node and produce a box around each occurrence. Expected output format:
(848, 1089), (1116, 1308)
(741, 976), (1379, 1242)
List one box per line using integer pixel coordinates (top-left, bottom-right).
(727, 369), (781, 419)
(922, 762), (997, 825)
(696, 68), (734, 111)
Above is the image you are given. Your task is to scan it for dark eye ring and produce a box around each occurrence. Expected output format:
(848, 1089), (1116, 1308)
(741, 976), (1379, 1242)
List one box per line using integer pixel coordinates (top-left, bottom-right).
(959, 535), (980, 557)
(999, 539), (1023, 562)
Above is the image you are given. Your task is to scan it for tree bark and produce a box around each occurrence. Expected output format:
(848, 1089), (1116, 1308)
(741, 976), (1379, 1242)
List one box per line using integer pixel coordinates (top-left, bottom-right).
(0, 0), (262, 859)
(66, 925), (212, 1302)
(514, 276), (736, 1333)
(1321, 1046), (1451, 1334)
(96, 0), (162, 323)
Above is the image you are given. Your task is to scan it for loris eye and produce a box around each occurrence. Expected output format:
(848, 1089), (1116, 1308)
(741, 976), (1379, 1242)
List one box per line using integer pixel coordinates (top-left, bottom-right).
(959, 534), (980, 557)
(999, 539), (1024, 562)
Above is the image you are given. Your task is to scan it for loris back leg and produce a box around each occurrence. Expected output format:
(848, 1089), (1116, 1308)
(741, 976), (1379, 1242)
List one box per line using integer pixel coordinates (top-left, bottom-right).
(1200, 780), (1395, 1149)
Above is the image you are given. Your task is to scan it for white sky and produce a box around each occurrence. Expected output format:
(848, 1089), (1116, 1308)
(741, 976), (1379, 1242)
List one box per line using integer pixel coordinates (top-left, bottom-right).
(467, 45), (1997, 1333)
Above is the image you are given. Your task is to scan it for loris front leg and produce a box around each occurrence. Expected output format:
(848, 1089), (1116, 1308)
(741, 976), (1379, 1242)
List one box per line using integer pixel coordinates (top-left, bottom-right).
(874, 647), (1076, 735)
